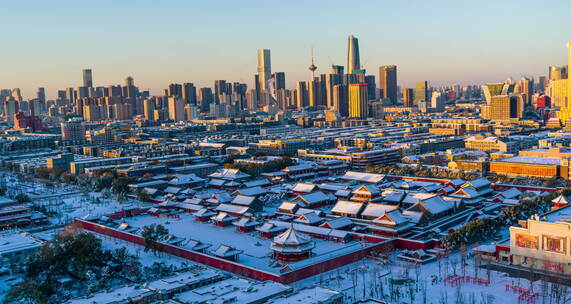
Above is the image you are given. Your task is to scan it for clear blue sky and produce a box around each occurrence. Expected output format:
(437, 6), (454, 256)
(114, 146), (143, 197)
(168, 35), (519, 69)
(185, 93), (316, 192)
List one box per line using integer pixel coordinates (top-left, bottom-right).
(2, 0), (570, 99)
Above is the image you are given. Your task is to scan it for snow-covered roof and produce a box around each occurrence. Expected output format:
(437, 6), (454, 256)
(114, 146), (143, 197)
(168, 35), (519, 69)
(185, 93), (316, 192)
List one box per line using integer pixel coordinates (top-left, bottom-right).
(273, 226), (311, 246)
(361, 203), (398, 218)
(215, 204), (250, 215)
(341, 171), (385, 184)
(294, 191), (329, 206)
(211, 244), (242, 257)
(234, 186), (266, 197)
(292, 182), (316, 193)
(552, 195), (569, 205)
(331, 200), (364, 216)
(231, 195), (257, 206)
(208, 168), (250, 180)
(320, 217), (353, 230)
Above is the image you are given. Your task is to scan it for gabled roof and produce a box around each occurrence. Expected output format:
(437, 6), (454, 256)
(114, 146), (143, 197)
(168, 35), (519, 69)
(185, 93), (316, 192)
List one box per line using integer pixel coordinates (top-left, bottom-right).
(361, 203), (398, 218)
(211, 212), (237, 222)
(496, 188), (522, 200)
(292, 183), (316, 193)
(231, 195), (257, 206)
(212, 244), (242, 257)
(208, 168), (250, 181)
(352, 184), (381, 196)
(293, 191), (329, 206)
(462, 177), (491, 190)
(331, 200), (365, 216)
(372, 210), (409, 226)
(294, 212), (323, 225)
(256, 222), (287, 233)
(409, 196), (452, 215)
(552, 195), (569, 205)
(320, 217), (353, 230)
(234, 186), (266, 197)
(215, 204), (250, 215)
(341, 171), (385, 184)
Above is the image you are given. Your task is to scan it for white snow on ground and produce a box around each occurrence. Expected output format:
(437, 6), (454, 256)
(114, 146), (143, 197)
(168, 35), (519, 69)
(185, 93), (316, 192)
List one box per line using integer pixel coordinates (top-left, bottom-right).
(121, 213), (361, 273)
(292, 250), (551, 304)
(91, 231), (192, 268)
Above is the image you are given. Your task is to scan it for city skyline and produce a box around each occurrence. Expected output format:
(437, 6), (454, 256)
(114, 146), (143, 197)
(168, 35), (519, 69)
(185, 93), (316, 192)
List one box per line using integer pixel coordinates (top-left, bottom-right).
(2, 0), (571, 99)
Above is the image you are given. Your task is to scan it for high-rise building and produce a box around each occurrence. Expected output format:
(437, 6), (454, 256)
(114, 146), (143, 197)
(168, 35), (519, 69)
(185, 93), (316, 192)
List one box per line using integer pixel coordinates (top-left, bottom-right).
(414, 81), (429, 105)
(332, 65), (344, 75)
(348, 83), (369, 119)
(326, 74), (343, 109)
(333, 84), (348, 117)
(214, 80), (227, 103)
(296, 81), (309, 109)
(182, 83), (197, 104)
(364, 75), (376, 100)
(198, 88), (214, 113)
(379, 65), (397, 104)
(553, 42), (571, 123)
(257, 49), (271, 91)
(83, 69), (93, 88)
(37, 88), (46, 102)
(273, 72), (286, 90)
(431, 91), (446, 112)
(347, 35), (360, 74)
(168, 83), (183, 98)
(168, 97), (185, 122)
(482, 95), (523, 122)
(403, 88), (414, 107)
(143, 99), (155, 120)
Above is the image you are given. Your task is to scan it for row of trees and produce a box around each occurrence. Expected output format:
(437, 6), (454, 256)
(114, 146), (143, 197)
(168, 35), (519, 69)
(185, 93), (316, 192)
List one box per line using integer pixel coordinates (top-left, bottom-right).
(442, 189), (563, 250)
(224, 157), (295, 177)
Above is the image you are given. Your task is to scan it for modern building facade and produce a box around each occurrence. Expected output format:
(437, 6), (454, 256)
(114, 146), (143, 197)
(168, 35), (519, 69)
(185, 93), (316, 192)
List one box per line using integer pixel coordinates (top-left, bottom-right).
(379, 65), (397, 104)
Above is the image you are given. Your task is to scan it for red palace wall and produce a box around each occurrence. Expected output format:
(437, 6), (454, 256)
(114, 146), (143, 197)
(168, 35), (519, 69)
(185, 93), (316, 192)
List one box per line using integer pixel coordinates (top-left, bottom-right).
(74, 219), (415, 284)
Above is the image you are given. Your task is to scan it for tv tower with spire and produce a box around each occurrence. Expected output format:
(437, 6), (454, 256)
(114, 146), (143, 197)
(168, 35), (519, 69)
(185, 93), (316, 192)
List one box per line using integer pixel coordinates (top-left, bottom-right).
(308, 48), (317, 79)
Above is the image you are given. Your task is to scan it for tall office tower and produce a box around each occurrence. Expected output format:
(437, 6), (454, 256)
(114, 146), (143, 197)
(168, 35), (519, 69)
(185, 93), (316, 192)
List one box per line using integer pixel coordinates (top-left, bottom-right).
(326, 74), (343, 109)
(549, 66), (568, 80)
(168, 83), (183, 98)
(481, 83), (515, 103)
(198, 88), (214, 113)
(295, 81), (309, 109)
(364, 75), (376, 100)
(537, 76), (547, 93)
(78, 86), (89, 99)
(414, 81), (429, 105)
(143, 99), (155, 120)
(66, 87), (76, 102)
(553, 42), (571, 123)
(82, 69), (93, 88)
(123, 76), (137, 99)
(4, 98), (18, 122)
(57, 90), (66, 101)
(11, 88), (22, 102)
(125, 76), (134, 87)
(214, 80), (227, 103)
(308, 80), (318, 107)
(403, 88), (414, 107)
(257, 49), (271, 91)
(254, 74), (261, 107)
(431, 92), (446, 112)
(344, 73), (359, 85)
(182, 83), (197, 104)
(519, 77), (534, 106)
(348, 84), (369, 118)
(333, 84), (348, 117)
(108, 85), (122, 97)
(332, 65), (344, 75)
(168, 97), (185, 122)
(185, 104), (199, 120)
(379, 65), (397, 104)
(273, 72), (286, 90)
(347, 35), (360, 74)
(246, 89), (258, 110)
(37, 88), (46, 102)
(482, 95), (523, 122)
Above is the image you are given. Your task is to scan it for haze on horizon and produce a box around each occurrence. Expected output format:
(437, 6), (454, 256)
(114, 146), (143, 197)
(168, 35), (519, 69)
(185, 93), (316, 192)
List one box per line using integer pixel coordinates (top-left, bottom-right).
(2, 0), (570, 99)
